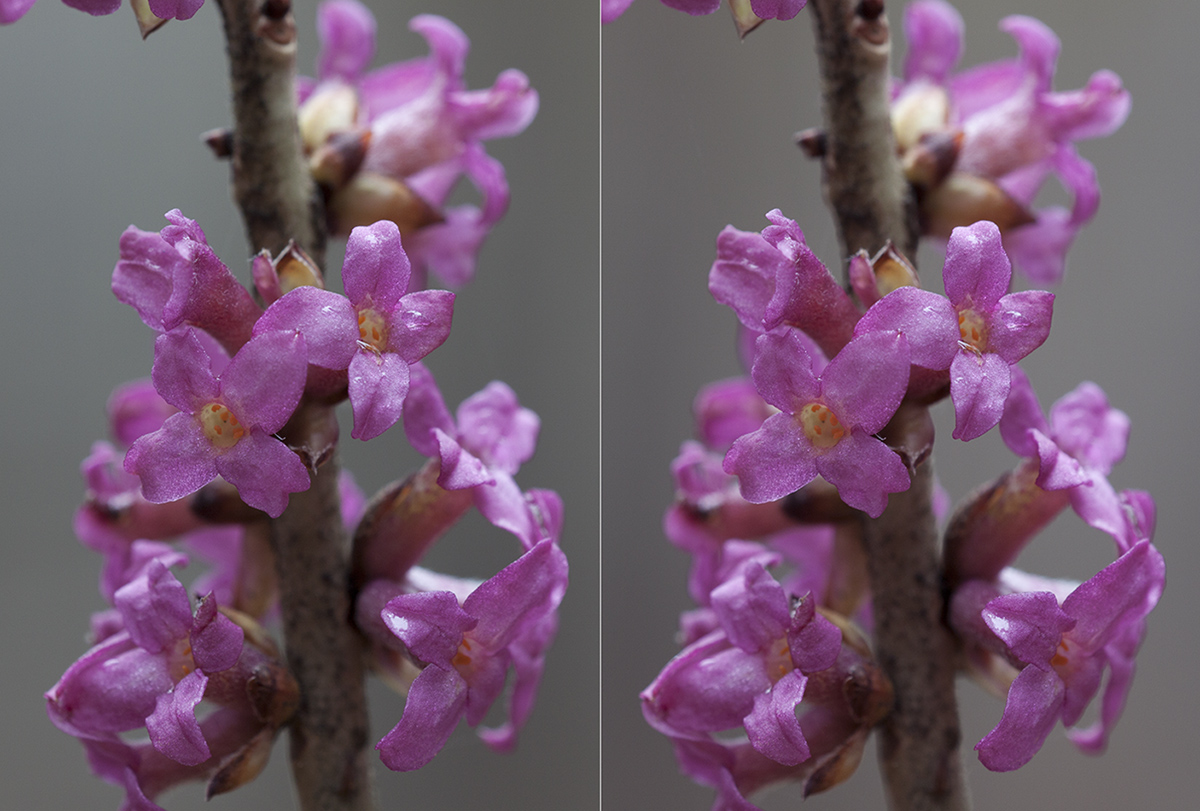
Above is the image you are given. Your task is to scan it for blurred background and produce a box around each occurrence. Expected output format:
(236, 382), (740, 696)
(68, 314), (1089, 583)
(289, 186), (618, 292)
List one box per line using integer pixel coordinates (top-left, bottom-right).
(603, 1), (1196, 810)
(0, 1), (596, 808)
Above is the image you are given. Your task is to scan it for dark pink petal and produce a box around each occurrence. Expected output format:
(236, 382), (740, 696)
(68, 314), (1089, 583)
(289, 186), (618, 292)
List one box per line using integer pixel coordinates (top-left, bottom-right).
(854, 287), (959, 370)
(999, 15), (1060, 93)
(462, 651), (511, 726)
(1066, 623), (1140, 753)
(751, 331), (820, 413)
(662, 0), (722, 15)
(743, 670), (811, 766)
(450, 68), (539, 141)
(710, 562), (789, 655)
(388, 289), (455, 364)
(1003, 207), (1074, 286)
(998, 365), (1047, 457)
(316, 0), (376, 82)
(402, 362), (455, 457)
(943, 221), (1011, 310)
(215, 432), (310, 518)
(821, 331), (910, 434)
(382, 590), (475, 666)
(986, 290), (1054, 364)
(219, 331), (307, 433)
(434, 428), (493, 489)
(463, 540), (569, 654)
(724, 412), (816, 505)
(188, 594), (243, 673)
(787, 593), (842, 673)
(47, 633), (174, 735)
(410, 14), (468, 85)
(709, 226), (782, 333)
(1061, 541), (1165, 655)
(145, 671), (209, 766)
(601, 0), (635, 24)
(146, 0), (203, 21)
(1030, 429), (1089, 490)
(1059, 650), (1105, 727)
(456, 381), (538, 471)
(976, 665), (1063, 771)
(903, 0), (963, 84)
(113, 560), (192, 654)
(1043, 70), (1131, 143)
(642, 634), (769, 737)
(816, 431), (911, 518)
(950, 59), (1026, 121)
(377, 665), (468, 771)
(348, 349), (411, 440)
(1049, 381), (1129, 473)
(474, 472), (539, 544)
(982, 591), (1074, 668)
(950, 350), (1011, 441)
(151, 330), (219, 414)
(0, 0), (38, 24)
(694, 377), (773, 451)
(343, 220), (412, 310)
(478, 611), (556, 751)
(750, 0), (806, 21)
(108, 379), (176, 446)
(254, 287), (358, 370)
(124, 413), (219, 505)
(113, 227), (178, 331)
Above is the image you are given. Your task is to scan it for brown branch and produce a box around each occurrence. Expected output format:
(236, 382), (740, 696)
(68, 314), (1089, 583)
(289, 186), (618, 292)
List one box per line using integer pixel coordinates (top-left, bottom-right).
(807, 3), (968, 809)
(214, 2), (372, 809)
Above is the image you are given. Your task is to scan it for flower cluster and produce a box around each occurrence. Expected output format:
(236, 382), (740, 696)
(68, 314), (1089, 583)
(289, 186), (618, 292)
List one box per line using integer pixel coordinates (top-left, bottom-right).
(54, 205), (562, 807)
(296, 0), (538, 288)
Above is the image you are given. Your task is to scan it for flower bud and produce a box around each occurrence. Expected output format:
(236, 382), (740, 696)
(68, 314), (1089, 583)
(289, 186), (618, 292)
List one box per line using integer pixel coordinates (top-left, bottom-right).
(327, 172), (444, 237)
(298, 82), (359, 153)
(920, 172), (1036, 238)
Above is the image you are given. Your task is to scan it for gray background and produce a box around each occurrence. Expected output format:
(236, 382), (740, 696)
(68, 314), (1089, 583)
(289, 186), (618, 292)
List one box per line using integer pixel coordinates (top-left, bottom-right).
(0, 1), (596, 808)
(603, 2), (1196, 810)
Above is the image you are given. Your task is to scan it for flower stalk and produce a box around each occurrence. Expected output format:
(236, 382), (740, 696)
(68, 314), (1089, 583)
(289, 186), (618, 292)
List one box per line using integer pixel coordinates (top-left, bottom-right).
(808, 2), (968, 808)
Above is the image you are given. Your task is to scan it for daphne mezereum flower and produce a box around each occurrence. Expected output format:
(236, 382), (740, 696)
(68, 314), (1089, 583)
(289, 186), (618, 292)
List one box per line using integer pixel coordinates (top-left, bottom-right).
(894, 0), (1130, 284)
(601, 0), (806, 26)
(724, 329), (911, 518)
(112, 210), (263, 356)
(950, 538), (1164, 771)
(297, 1), (537, 287)
(124, 328), (310, 518)
(0, 0), (199, 25)
(253, 220), (454, 441)
(364, 537), (568, 771)
(855, 221), (1053, 441)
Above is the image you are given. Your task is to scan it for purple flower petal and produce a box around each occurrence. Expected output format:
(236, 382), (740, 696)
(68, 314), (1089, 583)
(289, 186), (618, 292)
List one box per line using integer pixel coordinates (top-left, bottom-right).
(377, 665), (468, 771)
(943, 221), (1011, 310)
(986, 290), (1054, 364)
(743, 670), (811, 766)
(724, 412), (816, 505)
(821, 331), (911, 434)
(751, 331), (821, 414)
(462, 540), (569, 654)
(976, 665), (1064, 771)
(816, 431), (911, 518)
(343, 220), (412, 310)
(382, 590), (476, 666)
(219, 331), (308, 434)
(316, 0), (376, 82)
(982, 591), (1074, 668)
(434, 428), (494, 490)
(215, 432), (311, 518)
(188, 593), (243, 673)
(254, 287), (359, 370)
(950, 350), (1011, 441)
(854, 286), (959, 370)
(145, 670), (210, 766)
(124, 413), (218, 505)
(903, 0), (963, 84)
(388, 289), (455, 364)
(113, 560), (192, 654)
(151, 330), (219, 414)
(402, 362), (456, 457)
(348, 349), (411, 440)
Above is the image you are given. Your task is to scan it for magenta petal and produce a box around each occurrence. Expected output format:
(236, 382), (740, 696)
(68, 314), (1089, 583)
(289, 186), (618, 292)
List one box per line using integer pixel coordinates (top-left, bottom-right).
(1061, 541), (1164, 654)
(998, 365), (1047, 457)
(146, 0), (203, 21)
(316, 0), (376, 82)
(343, 220), (411, 310)
(950, 351), (1011, 441)
(709, 226), (780, 333)
(0, 0), (38, 24)
(999, 15), (1060, 92)
(710, 563), (790, 655)
(124, 413), (218, 505)
(402, 362), (455, 457)
(982, 591), (1074, 667)
(743, 670), (810, 766)
(903, 0), (963, 84)
(855, 287), (958, 370)
(382, 591), (475, 666)
(145, 671), (210, 766)
(474, 473), (537, 544)
(151, 330), (219, 413)
(219, 331), (308, 433)
(1030, 429), (1088, 490)
(751, 331), (820, 413)
(821, 331), (910, 434)
(1050, 381), (1129, 473)
(463, 540), (568, 654)
(113, 561), (192, 654)
(987, 290), (1054, 364)
(378, 665), (468, 771)
(189, 594), (243, 673)
(388, 289), (455, 364)
(816, 431), (911, 518)
(787, 594), (842, 673)
(348, 350), (410, 440)
(724, 412), (816, 505)
(434, 428), (494, 489)
(943, 221), (1012, 310)
(977, 665), (1064, 771)
(456, 381), (539, 472)
(215, 432), (310, 518)
(451, 68), (539, 142)
(255, 287), (358, 370)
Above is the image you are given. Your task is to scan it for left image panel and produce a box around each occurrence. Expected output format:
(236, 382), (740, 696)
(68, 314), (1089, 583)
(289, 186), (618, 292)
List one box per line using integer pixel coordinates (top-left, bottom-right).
(0, 2), (598, 809)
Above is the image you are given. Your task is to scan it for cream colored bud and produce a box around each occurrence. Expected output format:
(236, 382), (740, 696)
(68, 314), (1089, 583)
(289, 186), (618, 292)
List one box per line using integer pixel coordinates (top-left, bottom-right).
(327, 172), (443, 237)
(728, 0), (765, 38)
(297, 83), (359, 153)
(309, 129), (371, 191)
(921, 172), (1036, 238)
(131, 0), (168, 39)
(902, 130), (962, 189)
(892, 83), (950, 153)
(870, 242), (919, 295)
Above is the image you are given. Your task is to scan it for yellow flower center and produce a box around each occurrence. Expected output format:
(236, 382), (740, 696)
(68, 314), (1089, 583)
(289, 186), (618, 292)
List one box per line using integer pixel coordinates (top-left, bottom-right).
(798, 403), (846, 450)
(197, 403), (245, 449)
(357, 307), (389, 352)
(957, 308), (989, 352)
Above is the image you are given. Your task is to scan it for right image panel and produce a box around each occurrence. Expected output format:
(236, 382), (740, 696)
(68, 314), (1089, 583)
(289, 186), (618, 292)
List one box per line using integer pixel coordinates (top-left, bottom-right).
(602, 2), (1195, 810)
